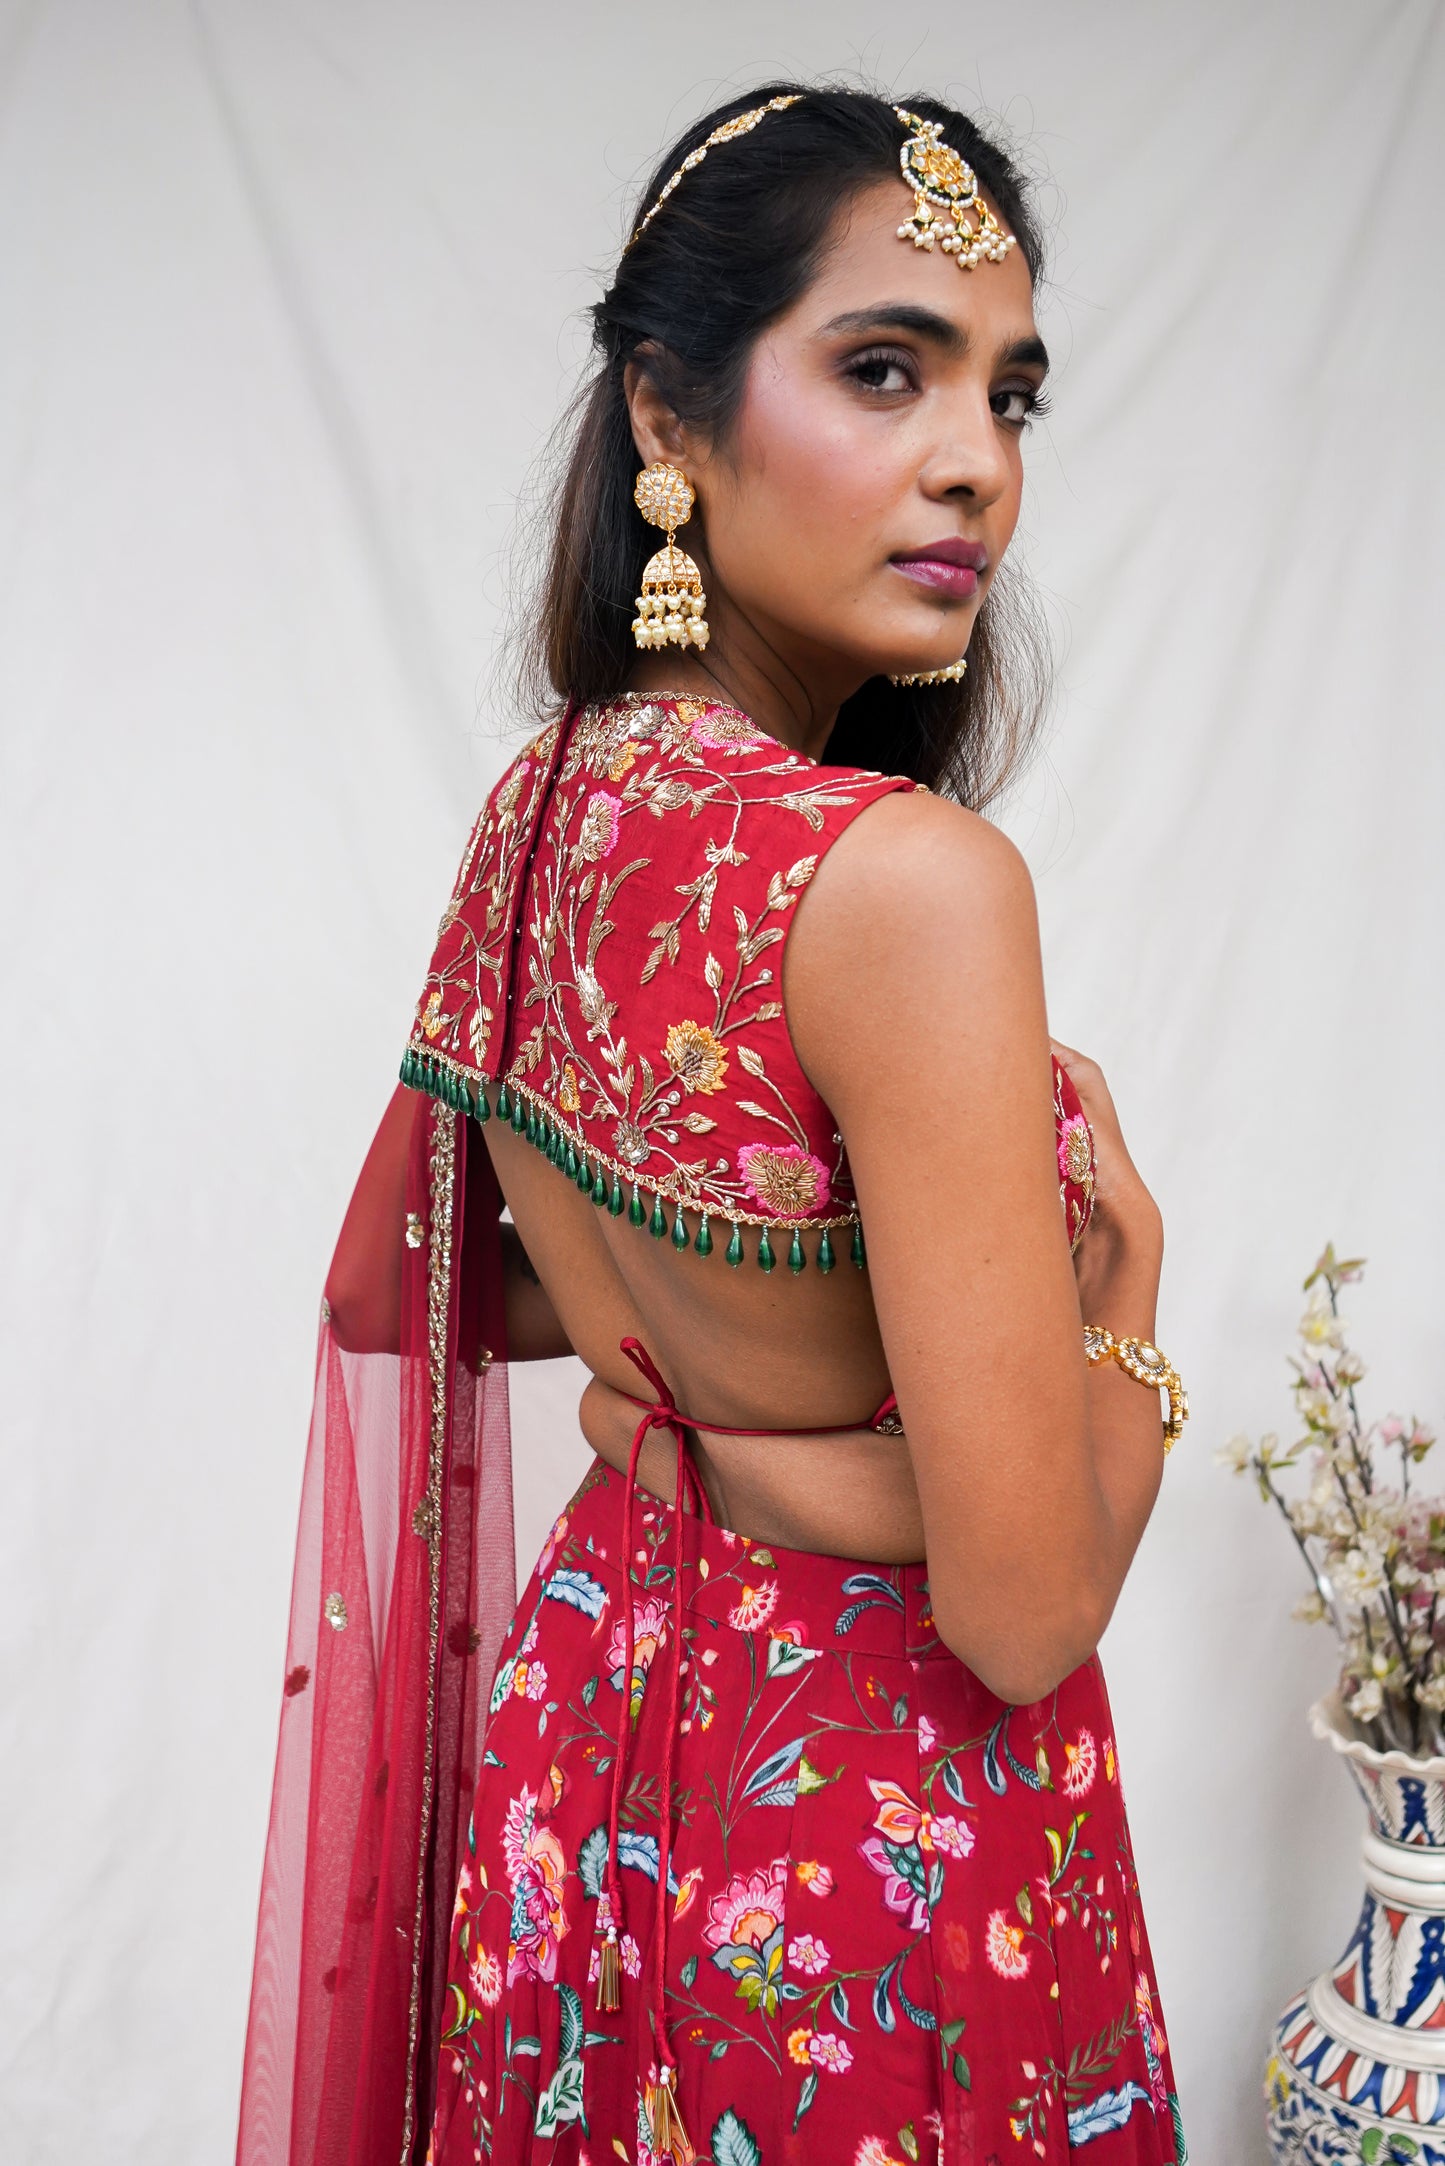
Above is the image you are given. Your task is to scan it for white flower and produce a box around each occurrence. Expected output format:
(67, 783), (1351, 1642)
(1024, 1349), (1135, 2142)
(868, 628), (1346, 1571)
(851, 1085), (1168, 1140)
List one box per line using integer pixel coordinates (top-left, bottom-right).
(1419, 1675), (1445, 1713)
(1300, 1287), (1346, 1351)
(1347, 1677), (1384, 1721)
(1292, 1590), (1328, 1624)
(1335, 1350), (1367, 1385)
(1216, 1433), (1255, 1474)
(1335, 1546), (1387, 1604)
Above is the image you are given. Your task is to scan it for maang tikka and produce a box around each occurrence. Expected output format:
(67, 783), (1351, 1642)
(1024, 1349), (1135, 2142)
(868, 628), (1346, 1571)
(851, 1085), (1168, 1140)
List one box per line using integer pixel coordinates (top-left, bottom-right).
(632, 462), (709, 652)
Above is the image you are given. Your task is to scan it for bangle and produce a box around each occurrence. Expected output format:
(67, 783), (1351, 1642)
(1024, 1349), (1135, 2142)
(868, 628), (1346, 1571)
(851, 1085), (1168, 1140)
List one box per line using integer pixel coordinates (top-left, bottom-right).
(1083, 1325), (1189, 1453)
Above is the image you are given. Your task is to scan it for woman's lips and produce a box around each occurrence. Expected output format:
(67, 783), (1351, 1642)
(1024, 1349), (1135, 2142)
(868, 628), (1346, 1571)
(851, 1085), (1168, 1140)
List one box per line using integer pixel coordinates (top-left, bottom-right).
(889, 539), (987, 600)
(892, 557), (979, 598)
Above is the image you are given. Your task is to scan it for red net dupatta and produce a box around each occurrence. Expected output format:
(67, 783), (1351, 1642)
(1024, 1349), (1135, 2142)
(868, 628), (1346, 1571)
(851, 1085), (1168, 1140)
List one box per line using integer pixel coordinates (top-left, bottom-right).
(236, 1086), (515, 2166)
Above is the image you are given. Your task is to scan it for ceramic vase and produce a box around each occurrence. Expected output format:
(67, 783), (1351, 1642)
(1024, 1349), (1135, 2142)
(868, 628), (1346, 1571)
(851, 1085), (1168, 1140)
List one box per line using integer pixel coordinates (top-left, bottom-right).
(1267, 1691), (1445, 2162)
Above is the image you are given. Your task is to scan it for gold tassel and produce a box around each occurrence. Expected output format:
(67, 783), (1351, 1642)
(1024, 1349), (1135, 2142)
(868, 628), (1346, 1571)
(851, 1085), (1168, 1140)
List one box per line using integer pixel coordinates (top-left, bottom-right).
(647, 2063), (695, 2164)
(595, 1923), (621, 2013)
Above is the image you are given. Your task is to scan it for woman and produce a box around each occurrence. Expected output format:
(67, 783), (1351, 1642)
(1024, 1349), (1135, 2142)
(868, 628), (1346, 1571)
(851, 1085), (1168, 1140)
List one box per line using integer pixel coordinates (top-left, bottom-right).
(236, 84), (1188, 2166)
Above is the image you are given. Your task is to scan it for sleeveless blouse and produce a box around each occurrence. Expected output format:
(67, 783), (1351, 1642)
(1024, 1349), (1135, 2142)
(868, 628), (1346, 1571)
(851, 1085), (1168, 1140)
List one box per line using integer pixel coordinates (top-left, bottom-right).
(402, 690), (1096, 1266)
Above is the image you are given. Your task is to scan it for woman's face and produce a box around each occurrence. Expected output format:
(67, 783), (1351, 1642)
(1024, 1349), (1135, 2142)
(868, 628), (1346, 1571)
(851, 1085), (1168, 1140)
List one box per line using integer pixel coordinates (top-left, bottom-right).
(684, 177), (1048, 698)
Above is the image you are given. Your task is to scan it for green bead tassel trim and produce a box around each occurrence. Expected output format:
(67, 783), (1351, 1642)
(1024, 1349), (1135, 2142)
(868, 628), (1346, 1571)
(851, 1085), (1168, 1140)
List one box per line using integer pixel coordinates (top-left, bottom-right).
(413, 1063), (871, 1282)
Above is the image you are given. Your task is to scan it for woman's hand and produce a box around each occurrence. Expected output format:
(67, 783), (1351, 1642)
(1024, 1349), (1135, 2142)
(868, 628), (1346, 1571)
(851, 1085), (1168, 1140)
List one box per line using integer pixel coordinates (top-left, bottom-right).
(1050, 1037), (1163, 1319)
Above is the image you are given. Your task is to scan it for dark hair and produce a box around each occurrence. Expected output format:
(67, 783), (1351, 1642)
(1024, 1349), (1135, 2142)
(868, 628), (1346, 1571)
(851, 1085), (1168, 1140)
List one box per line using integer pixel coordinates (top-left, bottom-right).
(515, 82), (1052, 809)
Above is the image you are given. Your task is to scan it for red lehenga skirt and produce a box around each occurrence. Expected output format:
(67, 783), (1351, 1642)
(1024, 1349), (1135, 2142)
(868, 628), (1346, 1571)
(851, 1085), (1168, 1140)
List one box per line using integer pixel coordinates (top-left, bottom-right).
(427, 1451), (1187, 2166)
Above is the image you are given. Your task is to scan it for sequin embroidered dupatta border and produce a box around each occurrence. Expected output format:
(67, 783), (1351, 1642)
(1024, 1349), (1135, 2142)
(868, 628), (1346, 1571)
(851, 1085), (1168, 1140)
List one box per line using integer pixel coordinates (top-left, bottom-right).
(236, 1092), (515, 2166)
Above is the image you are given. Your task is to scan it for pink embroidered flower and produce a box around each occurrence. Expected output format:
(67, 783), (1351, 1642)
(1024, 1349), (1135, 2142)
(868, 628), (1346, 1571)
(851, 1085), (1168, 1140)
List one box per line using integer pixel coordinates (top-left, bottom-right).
(917, 1713), (937, 1754)
(500, 1785), (569, 1985)
(518, 1616), (540, 1656)
(985, 1908), (1031, 1979)
(930, 1813), (976, 1859)
(773, 1618), (809, 1645)
(1058, 1111), (1093, 1188)
(1061, 1727), (1098, 1799)
(795, 1859), (834, 1896)
(788, 1932), (831, 1975)
(605, 1595), (668, 1720)
(807, 2030), (854, 2074)
(727, 1578), (779, 1631)
(702, 1858), (788, 1952)
(858, 1835), (929, 1931)
(856, 2141), (906, 2166)
(521, 1660), (549, 1702)
(736, 1141), (831, 1218)
(467, 1949), (503, 2007)
(577, 790), (622, 861)
(681, 700), (766, 752)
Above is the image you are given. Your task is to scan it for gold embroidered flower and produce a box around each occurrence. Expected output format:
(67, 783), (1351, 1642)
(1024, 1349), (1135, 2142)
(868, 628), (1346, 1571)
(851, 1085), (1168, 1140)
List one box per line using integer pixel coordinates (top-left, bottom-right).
(558, 1062), (581, 1114)
(607, 739), (638, 781)
(420, 988), (445, 1040)
(736, 1142), (831, 1217)
(576, 966), (608, 1028)
(664, 1019), (729, 1095)
(494, 759), (530, 819)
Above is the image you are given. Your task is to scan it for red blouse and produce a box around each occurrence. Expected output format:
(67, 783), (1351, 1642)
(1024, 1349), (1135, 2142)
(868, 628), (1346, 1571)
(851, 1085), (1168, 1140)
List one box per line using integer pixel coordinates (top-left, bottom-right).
(403, 691), (1095, 1268)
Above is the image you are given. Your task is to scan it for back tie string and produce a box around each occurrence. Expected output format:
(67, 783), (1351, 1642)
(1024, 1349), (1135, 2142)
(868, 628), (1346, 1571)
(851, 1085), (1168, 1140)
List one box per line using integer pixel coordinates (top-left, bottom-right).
(596, 1335), (712, 2161)
(594, 1335), (896, 2160)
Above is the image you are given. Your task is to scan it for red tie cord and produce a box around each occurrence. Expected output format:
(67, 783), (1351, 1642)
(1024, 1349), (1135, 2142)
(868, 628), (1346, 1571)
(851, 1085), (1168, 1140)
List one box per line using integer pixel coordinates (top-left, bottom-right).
(599, 1339), (717, 2159)
(600, 1335), (896, 2159)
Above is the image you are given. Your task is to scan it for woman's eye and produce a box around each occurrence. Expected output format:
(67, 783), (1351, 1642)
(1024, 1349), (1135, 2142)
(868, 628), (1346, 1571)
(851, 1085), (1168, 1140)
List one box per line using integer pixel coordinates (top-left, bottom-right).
(847, 349), (916, 395)
(993, 384), (1052, 428)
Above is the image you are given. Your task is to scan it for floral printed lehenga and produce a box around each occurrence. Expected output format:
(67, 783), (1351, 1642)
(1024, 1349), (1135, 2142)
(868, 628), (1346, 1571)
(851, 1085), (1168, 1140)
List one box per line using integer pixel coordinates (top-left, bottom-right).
(236, 693), (1185, 2166)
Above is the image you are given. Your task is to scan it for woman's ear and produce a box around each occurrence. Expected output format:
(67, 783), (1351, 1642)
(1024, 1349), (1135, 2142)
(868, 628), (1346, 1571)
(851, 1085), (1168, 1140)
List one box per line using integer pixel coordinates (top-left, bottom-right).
(623, 351), (702, 473)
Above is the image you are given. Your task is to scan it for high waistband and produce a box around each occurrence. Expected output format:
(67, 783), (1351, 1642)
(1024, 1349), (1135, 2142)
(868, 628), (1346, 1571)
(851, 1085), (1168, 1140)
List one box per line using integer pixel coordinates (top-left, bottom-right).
(590, 1336), (917, 2161)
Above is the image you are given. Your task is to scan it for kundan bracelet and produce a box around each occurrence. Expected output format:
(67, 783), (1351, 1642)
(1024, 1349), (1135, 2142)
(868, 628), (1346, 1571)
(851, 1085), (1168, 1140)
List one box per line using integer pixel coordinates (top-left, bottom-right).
(1083, 1326), (1189, 1453)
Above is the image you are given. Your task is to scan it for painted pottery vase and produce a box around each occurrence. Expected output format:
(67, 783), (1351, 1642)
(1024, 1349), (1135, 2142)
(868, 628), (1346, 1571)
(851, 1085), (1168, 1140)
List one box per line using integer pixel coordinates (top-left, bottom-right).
(1267, 1692), (1445, 2163)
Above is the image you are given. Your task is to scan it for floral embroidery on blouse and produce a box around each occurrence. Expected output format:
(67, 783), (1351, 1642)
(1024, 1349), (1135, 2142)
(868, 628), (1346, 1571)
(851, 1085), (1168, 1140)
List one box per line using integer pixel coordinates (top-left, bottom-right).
(403, 691), (1096, 1257)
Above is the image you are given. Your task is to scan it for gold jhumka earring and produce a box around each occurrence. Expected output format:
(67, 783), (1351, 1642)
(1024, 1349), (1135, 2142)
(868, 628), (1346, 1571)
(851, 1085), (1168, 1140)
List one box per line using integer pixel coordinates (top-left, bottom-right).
(631, 462), (709, 652)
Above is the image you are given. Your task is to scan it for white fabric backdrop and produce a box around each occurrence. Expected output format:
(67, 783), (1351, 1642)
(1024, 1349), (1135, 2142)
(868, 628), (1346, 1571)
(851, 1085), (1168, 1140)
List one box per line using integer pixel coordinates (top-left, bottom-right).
(2, 2), (1441, 2158)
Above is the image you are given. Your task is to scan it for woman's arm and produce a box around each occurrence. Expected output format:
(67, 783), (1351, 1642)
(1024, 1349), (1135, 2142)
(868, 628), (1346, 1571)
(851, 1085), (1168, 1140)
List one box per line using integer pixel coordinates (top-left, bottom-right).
(786, 791), (1167, 1705)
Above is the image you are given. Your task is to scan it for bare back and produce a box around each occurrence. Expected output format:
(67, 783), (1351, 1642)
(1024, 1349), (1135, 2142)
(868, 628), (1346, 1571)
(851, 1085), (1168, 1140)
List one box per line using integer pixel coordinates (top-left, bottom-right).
(403, 691), (1097, 1564)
